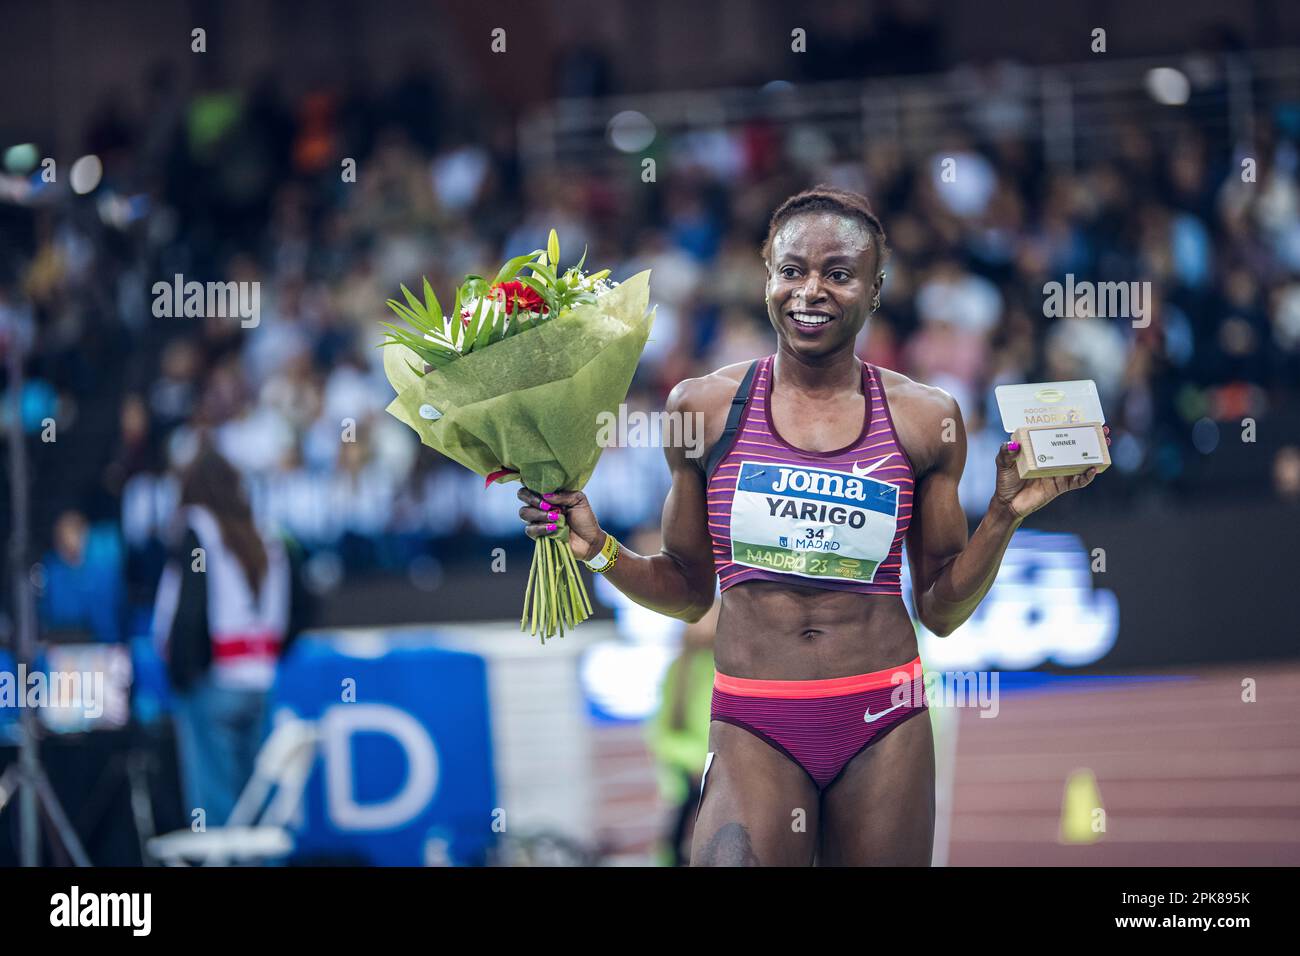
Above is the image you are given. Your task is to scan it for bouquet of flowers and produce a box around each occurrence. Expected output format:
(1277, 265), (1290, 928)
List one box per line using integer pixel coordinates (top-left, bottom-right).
(380, 230), (655, 641)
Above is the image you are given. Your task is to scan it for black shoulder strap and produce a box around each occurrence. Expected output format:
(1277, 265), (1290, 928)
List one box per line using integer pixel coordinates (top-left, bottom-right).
(702, 358), (761, 481)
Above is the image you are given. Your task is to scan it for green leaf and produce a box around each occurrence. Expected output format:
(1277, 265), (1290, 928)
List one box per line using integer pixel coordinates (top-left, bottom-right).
(421, 278), (443, 323)
(423, 350), (455, 369)
(400, 283), (424, 316)
(387, 315), (455, 352)
(464, 295), (491, 352)
(379, 332), (439, 368)
(380, 323), (446, 355)
(451, 301), (466, 351)
(378, 322), (422, 346)
(451, 286), (463, 336)
(474, 300), (498, 351)
(576, 244), (588, 273)
(527, 261), (559, 287)
(385, 298), (429, 332)
(474, 297), (492, 349)
(504, 301), (538, 337)
(493, 250), (542, 285)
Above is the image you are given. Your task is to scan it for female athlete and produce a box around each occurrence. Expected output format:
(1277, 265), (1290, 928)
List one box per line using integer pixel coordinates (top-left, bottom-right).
(517, 185), (1103, 866)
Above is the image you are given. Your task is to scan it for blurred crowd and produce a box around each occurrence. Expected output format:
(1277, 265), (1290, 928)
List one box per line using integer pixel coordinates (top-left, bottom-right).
(3, 52), (1300, 640)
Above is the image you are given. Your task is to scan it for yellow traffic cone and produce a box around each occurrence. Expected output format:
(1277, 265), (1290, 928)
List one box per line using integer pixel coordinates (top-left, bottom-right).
(1059, 768), (1105, 844)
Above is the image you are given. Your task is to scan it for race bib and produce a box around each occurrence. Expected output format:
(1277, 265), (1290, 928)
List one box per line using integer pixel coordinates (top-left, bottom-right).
(729, 460), (899, 583)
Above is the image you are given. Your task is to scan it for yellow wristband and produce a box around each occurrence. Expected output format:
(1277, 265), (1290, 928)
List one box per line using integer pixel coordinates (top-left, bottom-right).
(585, 532), (619, 573)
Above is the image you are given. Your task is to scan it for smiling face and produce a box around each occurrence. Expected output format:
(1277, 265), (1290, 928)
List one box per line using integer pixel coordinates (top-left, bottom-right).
(765, 211), (883, 358)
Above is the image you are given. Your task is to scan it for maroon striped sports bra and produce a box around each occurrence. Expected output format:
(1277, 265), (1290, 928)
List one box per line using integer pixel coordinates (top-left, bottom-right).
(704, 353), (915, 595)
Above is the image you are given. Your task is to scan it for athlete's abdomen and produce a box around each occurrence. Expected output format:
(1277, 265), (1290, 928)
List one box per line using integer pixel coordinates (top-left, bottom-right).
(712, 580), (919, 681)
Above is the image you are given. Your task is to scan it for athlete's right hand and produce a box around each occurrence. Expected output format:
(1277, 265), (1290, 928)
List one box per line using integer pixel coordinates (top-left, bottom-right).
(516, 487), (606, 562)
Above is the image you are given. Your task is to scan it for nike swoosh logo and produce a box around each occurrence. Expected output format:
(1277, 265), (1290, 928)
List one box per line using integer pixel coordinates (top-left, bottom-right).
(851, 453), (897, 478)
(863, 701), (905, 723)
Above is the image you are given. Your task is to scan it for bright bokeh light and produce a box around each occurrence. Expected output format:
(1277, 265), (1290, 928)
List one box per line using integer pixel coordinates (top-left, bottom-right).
(70, 154), (103, 194)
(1145, 67), (1190, 105)
(3, 142), (38, 174)
(607, 110), (656, 153)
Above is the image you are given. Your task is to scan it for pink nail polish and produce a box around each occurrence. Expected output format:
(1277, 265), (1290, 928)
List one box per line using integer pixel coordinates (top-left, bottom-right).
(539, 497), (553, 509)
(546, 522), (557, 532)
(547, 510), (558, 520)
(1008, 441), (1020, 453)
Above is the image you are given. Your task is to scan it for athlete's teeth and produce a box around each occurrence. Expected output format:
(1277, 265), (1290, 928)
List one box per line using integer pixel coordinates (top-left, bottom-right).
(793, 312), (830, 325)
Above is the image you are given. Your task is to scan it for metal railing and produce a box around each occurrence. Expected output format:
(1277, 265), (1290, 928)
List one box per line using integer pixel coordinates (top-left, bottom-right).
(519, 48), (1300, 175)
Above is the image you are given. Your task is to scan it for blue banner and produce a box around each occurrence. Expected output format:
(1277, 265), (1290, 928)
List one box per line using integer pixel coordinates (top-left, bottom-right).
(271, 632), (496, 866)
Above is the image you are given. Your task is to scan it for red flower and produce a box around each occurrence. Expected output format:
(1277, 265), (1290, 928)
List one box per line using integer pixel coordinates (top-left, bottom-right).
(490, 280), (548, 316)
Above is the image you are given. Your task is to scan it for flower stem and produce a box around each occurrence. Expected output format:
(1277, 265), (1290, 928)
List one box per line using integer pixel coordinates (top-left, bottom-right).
(519, 524), (594, 642)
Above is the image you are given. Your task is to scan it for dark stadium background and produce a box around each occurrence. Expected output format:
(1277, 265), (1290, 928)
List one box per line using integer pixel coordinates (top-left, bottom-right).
(0, 0), (1297, 866)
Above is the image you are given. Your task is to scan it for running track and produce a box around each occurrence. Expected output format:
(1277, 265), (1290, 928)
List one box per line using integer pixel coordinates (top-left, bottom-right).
(590, 662), (1300, 865)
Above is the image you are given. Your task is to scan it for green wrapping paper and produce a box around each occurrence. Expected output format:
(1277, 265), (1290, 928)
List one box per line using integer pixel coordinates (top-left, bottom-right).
(383, 268), (656, 640)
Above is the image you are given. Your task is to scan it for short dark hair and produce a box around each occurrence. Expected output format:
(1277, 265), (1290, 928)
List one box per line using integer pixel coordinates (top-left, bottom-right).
(760, 185), (889, 269)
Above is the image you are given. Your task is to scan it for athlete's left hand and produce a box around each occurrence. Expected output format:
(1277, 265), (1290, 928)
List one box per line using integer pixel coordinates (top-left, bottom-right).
(993, 426), (1109, 519)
